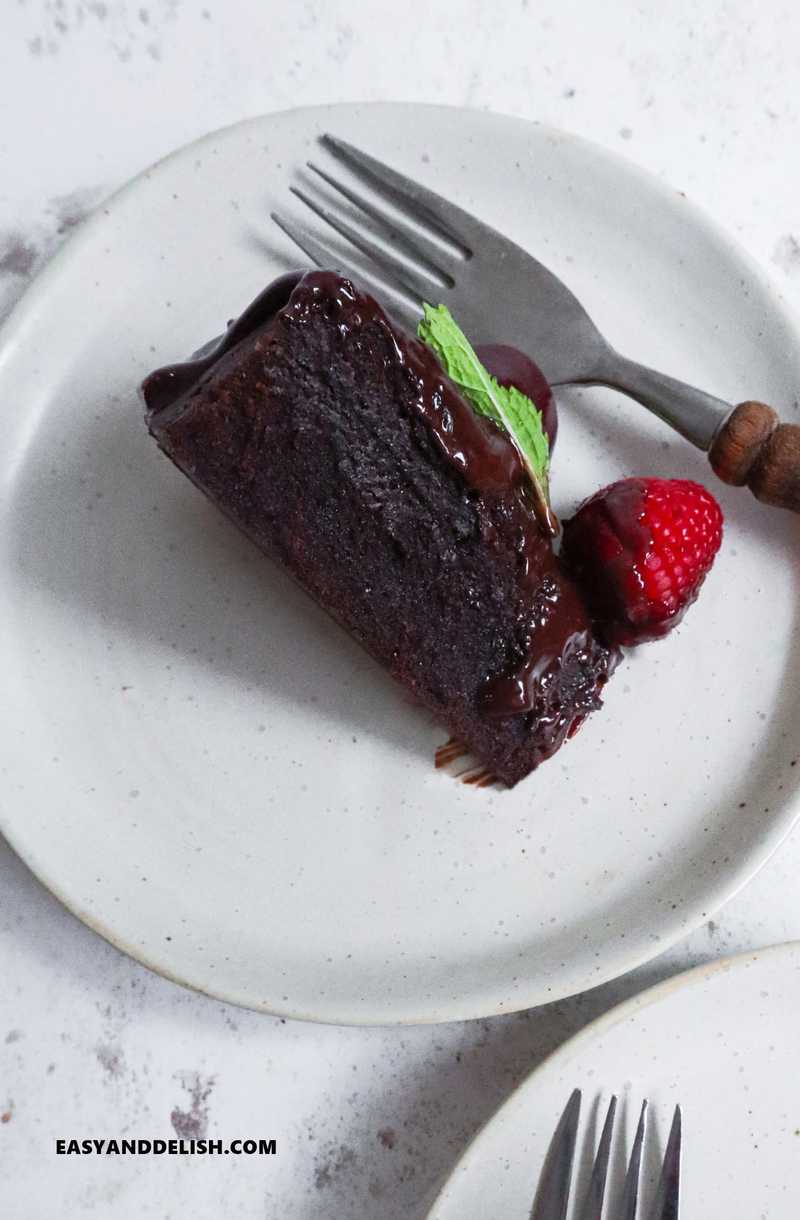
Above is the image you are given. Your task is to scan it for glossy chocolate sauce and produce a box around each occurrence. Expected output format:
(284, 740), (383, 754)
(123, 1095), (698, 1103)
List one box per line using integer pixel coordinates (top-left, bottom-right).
(144, 271), (609, 724)
(143, 271), (304, 418)
(281, 273), (529, 500)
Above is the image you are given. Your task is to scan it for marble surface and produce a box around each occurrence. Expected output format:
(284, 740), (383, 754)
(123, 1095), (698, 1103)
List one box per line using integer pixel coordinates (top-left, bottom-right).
(2, 1), (800, 1216)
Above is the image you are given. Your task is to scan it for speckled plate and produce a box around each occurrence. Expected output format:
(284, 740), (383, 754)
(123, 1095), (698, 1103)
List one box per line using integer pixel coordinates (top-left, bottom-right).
(429, 942), (800, 1216)
(1, 102), (799, 1025)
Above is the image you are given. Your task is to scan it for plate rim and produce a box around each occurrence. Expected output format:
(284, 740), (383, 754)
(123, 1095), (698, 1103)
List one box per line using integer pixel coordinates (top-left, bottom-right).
(2, 100), (800, 1025)
(426, 939), (800, 1216)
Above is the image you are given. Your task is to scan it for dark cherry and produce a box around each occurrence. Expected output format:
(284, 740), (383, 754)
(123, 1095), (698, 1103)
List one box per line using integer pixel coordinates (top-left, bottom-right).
(475, 344), (557, 452)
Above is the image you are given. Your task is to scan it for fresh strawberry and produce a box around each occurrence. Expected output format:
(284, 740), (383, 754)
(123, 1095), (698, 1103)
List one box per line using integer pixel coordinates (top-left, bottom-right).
(562, 477), (723, 646)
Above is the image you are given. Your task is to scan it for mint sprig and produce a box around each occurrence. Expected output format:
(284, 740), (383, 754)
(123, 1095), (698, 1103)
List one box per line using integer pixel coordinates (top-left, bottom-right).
(417, 304), (552, 526)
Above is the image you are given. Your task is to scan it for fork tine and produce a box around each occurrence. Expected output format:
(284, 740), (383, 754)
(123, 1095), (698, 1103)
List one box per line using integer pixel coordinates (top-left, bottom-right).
(531, 1089), (582, 1220)
(306, 161), (458, 283)
(288, 185), (439, 302)
(322, 134), (484, 253)
(619, 1100), (648, 1220)
(650, 1106), (681, 1220)
(575, 1095), (617, 1220)
(270, 210), (421, 334)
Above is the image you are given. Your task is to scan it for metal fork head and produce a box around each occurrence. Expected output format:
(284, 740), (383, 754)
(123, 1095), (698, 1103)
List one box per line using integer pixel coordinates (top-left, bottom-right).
(271, 134), (607, 383)
(531, 1090), (681, 1220)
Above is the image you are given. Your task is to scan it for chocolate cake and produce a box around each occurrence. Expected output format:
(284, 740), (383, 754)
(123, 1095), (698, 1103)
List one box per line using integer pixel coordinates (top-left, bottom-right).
(142, 271), (617, 786)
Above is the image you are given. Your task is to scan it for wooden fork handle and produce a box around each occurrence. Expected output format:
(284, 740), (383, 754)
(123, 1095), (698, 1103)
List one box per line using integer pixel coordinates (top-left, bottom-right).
(708, 401), (800, 511)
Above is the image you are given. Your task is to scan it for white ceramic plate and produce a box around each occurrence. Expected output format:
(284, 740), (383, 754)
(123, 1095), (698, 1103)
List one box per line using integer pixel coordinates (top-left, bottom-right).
(429, 942), (800, 1217)
(1, 103), (799, 1025)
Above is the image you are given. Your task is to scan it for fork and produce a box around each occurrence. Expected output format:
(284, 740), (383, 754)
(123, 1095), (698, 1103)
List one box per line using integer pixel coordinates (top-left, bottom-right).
(532, 1090), (681, 1220)
(272, 134), (800, 514)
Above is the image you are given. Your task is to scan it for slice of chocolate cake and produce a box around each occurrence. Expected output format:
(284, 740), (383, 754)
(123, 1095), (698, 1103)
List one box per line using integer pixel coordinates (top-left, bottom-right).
(142, 271), (617, 786)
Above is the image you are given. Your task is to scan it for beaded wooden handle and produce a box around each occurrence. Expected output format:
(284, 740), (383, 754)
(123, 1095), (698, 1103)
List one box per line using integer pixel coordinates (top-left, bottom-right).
(708, 402), (800, 511)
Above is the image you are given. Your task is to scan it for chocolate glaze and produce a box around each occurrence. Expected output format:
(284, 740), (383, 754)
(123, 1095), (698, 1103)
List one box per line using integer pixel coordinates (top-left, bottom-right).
(144, 271), (613, 724)
(145, 272), (530, 499)
(283, 274), (528, 499)
(146, 279), (559, 459)
(143, 271), (303, 417)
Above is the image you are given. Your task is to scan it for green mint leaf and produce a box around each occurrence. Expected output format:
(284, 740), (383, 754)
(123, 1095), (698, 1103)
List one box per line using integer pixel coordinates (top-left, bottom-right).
(417, 303), (551, 516)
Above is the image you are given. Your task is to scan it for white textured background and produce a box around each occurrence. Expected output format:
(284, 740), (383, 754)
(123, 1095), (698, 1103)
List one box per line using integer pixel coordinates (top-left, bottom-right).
(2, 1), (800, 1216)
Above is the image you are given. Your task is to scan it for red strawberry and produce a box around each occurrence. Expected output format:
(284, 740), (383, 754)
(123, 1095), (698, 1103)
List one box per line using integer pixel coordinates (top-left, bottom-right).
(562, 477), (723, 646)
